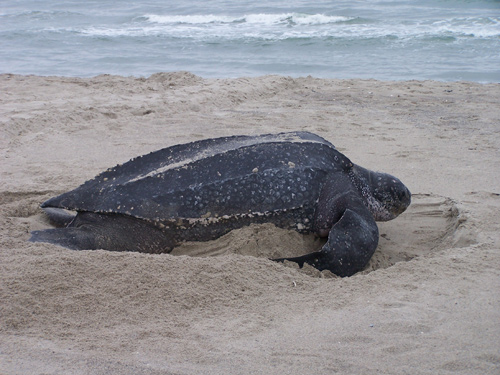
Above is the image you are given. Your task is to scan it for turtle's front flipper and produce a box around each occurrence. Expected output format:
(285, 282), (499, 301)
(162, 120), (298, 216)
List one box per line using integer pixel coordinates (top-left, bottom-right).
(274, 208), (378, 277)
(273, 173), (379, 277)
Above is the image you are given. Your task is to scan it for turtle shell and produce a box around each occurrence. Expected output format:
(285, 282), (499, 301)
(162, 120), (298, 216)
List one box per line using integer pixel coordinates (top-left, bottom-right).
(42, 131), (353, 224)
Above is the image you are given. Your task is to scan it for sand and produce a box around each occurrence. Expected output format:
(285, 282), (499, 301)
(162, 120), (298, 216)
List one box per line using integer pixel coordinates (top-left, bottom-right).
(1, 72), (499, 374)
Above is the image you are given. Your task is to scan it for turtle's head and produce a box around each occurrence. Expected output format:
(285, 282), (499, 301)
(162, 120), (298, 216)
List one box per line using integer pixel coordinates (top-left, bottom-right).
(351, 165), (411, 221)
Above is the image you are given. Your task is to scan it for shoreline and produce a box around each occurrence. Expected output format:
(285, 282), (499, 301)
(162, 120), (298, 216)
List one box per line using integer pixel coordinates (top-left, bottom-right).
(1, 73), (499, 374)
(2, 71), (499, 84)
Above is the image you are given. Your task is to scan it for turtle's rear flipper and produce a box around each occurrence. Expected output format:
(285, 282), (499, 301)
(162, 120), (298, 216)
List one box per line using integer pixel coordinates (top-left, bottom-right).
(42, 207), (76, 227)
(30, 212), (175, 254)
(30, 227), (101, 250)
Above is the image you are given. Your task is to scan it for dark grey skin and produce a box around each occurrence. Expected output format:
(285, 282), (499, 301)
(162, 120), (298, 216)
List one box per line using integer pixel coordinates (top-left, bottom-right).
(30, 131), (411, 277)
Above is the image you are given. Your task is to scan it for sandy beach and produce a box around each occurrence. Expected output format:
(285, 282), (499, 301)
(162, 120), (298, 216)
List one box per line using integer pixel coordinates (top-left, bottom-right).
(1, 73), (499, 374)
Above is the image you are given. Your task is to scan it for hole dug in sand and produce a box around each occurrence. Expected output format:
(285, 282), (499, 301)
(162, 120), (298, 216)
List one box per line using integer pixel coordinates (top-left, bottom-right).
(174, 194), (476, 277)
(363, 193), (476, 274)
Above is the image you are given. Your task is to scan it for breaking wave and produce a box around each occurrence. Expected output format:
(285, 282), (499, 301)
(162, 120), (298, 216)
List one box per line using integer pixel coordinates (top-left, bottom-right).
(73, 13), (500, 41)
(143, 13), (354, 26)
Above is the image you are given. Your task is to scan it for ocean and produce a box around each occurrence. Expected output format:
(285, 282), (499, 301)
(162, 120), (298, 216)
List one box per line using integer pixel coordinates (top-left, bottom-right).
(1, 0), (499, 82)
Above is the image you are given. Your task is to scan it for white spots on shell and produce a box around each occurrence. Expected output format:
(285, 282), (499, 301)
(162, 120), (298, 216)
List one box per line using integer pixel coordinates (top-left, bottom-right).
(296, 223), (305, 230)
(86, 136), (328, 234)
(162, 207), (299, 229)
(187, 217), (220, 226)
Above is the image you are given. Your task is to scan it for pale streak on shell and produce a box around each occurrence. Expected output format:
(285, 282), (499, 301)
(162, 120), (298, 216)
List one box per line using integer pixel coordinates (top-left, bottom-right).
(124, 134), (328, 184)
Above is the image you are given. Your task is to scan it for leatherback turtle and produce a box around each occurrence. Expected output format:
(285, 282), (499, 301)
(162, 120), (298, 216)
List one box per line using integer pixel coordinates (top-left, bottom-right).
(30, 131), (411, 277)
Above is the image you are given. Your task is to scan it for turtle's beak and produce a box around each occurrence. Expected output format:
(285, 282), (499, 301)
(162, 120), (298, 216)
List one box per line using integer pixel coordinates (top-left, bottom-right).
(392, 185), (411, 216)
